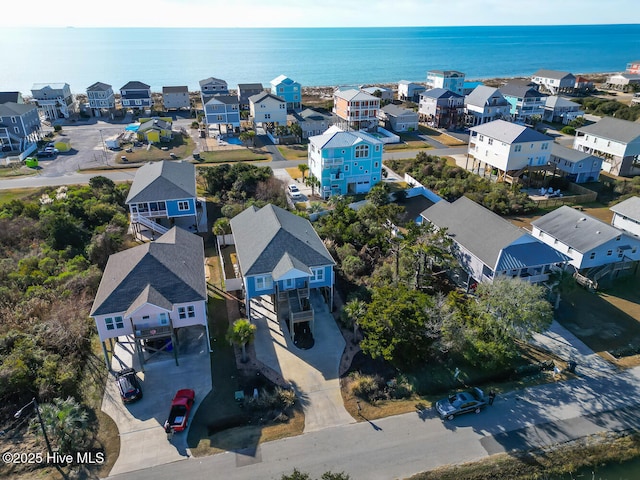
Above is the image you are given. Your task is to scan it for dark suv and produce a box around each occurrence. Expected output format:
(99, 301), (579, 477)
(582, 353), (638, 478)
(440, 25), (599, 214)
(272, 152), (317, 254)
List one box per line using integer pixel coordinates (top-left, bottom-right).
(115, 368), (143, 403)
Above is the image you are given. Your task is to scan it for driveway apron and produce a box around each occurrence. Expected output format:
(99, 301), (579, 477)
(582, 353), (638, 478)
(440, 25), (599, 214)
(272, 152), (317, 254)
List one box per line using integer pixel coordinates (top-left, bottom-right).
(250, 292), (356, 432)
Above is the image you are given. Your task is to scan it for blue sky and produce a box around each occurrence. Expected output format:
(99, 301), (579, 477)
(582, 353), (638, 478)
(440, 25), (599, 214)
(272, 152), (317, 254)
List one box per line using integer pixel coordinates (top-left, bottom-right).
(15, 0), (640, 28)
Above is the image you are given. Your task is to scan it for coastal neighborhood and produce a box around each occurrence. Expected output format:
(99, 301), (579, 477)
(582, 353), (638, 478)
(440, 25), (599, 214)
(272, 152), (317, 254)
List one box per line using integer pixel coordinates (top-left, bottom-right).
(3, 53), (640, 480)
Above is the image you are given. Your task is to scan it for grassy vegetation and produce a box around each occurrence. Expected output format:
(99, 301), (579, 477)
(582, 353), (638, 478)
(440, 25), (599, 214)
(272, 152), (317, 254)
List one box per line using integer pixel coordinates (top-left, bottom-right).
(0, 187), (40, 203)
(418, 125), (467, 146)
(409, 431), (640, 480)
(277, 145), (309, 160)
(197, 148), (270, 163)
(384, 140), (433, 151)
(0, 166), (38, 178)
(114, 134), (195, 164)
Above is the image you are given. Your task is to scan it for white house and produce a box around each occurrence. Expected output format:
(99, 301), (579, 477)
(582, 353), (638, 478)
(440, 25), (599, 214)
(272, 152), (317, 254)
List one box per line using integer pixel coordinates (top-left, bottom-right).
(308, 126), (383, 198)
(31, 82), (76, 120)
(426, 70), (465, 95)
(86, 82), (115, 117)
(361, 86), (393, 102)
(90, 227), (210, 369)
(573, 117), (640, 177)
(249, 91), (287, 126)
(398, 80), (426, 102)
(549, 143), (602, 183)
(531, 206), (640, 286)
(420, 196), (568, 286)
(604, 73), (640, 91)
(379, 104), (419, 132)
(610, 196), (640, 237)
(531, 69), (576, 95)
(464, 85), (511, 126)
(467, 119), (553, 183)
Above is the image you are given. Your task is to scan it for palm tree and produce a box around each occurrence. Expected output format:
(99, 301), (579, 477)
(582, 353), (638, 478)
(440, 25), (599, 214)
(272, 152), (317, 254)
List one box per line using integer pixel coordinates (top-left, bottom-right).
(289, 123), (303, 143)
(212, 217), (231, 248)
(298, 163), (309, 181)
(343, 298), (367, 340)
(226, 318), (257, 363)
(305, 173), (321, 197)
(239, 130), (256, 147)
(35, 397), (89, 454)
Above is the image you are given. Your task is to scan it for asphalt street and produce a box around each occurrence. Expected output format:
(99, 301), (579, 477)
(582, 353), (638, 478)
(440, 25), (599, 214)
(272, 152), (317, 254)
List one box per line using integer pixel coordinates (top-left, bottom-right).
(109, 366), (640, 480)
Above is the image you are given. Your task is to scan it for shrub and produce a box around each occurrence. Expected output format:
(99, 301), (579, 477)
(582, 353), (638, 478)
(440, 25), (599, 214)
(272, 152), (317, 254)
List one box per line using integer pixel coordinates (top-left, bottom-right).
(561, 126), (576, 135)
(348, 372), (383, 401)
(53, 125), (62, 132)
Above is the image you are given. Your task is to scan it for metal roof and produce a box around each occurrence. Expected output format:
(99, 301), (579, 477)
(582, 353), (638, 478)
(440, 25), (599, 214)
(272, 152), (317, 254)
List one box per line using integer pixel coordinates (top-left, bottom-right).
(334, 89), (379, 102)
(550, 143), (600, 165)
(610, 196), (640, 221)
(90, 227), (206, 316)
(309, 127), (382, 150)
(576, 117), (640, 144)
(465, 85), (508, 107)
(532, 69), (575, 80)
(470, 119), (552, 144)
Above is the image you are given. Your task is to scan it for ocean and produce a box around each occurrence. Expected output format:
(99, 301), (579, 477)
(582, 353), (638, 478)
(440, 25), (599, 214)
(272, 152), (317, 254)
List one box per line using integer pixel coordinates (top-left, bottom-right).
(1, 24), (640, 94)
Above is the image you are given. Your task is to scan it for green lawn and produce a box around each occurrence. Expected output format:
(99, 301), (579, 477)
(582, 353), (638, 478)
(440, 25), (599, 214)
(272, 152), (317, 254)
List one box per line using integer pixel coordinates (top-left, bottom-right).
(277, 145), (309, 160)
(0, 187), (40, 204)
(198, 149), (270, 163)
(384, 141), (432, 151)
(115, 135), (196, 164)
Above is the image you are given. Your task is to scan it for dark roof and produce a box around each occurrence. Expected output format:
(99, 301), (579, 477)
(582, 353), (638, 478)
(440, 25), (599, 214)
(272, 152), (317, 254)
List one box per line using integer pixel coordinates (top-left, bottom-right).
(199, 77), (227, 88)
(0, 102), (37, 117)
(163, 86), (188, 94)
(120, 81), (150, 90)
(421, 87), (463, 100)
(550, 143), (601, 165)
(230, 204), (334, 277)
(0, 92), (22, 104)
(496, 242), (568, 271)
(249, 91), (285, 104)
(126, 160), (196, 204)
(90, 227), (206, 316)
(470, 119), (552, 144)
(87, 82), (112, 92)
(576, 117), (640, 144)
(610, 196), (640, 221)
(499, 81), (546, 98)
(238, 83), (263, 90)
(421, 196), (526, 268)
(205, 94), (238, 106)
(531, 205), (625, 253)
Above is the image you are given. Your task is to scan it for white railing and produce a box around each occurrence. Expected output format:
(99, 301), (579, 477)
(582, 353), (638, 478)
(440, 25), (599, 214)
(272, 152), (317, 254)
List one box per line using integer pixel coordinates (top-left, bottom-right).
(131, 213), (169, 235)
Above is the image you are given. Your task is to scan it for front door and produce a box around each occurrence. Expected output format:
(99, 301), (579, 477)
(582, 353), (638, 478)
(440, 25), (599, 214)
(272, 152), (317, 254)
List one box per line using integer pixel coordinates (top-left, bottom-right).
(284, 278), (295, 290)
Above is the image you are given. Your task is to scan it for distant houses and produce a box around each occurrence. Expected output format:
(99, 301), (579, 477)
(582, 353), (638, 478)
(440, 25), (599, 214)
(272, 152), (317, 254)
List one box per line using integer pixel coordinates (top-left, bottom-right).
(542, 96), (584, 125)
(270, 75), (302, 112)
(199, 77), (229, 105)
(0, 101), (41, 155)
(549, 143), (602, 184)
(237, 83), (264, 111)
(499, 80), (547, 124)
(289, 108), (339, 139)
(463, 85), (511, 126)
(398, 80), (426, 102)
(610, 196), (640, 237)
(418, 88), (464, 129)
(531, 69), (576, 95)
(426, 70), (465, 95)
(86, 82), (115, 117)
(120, 81), (152, 112)
(162, 86), (190, 110)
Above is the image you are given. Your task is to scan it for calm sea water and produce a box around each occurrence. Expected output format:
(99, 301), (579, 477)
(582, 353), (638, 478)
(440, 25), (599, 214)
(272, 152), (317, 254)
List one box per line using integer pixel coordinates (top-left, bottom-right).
(1, 25), (640, 94)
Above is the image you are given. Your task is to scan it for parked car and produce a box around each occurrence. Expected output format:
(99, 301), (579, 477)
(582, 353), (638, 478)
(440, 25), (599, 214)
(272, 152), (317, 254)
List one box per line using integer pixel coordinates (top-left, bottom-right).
(288, 184), (303, 200)
(36, 150), (55, 158)
(164, 389), (195, 432)
(115, 368), (143, 403)
(435, 387), (487, 420)
(44, 146), (59, 154)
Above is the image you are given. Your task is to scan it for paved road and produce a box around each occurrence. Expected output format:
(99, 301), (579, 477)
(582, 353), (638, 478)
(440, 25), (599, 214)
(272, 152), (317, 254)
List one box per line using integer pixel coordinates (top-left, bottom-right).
(109, 366), (640, 480)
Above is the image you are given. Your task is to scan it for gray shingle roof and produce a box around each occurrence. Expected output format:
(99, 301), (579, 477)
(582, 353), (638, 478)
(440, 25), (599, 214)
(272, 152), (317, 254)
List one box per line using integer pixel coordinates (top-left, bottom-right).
(545, 95), (581, 109)
(550, 143), (599, 164)
(163, 86), (188, 94)
(334, 89), (378, 102)
(126, 160), (196, 204)
(421, 196), (526, 268)
(576, 117), (640, 144)
(532, 69), (575, 80)
(249, 91), (285, 104)
(610, 196), (640, 221)
(470, 119), (552, 144)
(238, 83), (263, 90)
(205, 95), (238, 106)
(381, 104), (417, 117)
(421, 88), (462, 100)
(199, 77), (228, 88)
(499, 81), (546, 98)
(0, 92), (22, 104)
(87, 82), (112, 92)
(137, 118), (172, 133)
(230, 204), (334, 277)
(90, 227), (206, 316)
(465, 85), (507, 107)
(531, 205), (625, 253)
(0, 102), (37, 116)
(120, 81), (150, 90)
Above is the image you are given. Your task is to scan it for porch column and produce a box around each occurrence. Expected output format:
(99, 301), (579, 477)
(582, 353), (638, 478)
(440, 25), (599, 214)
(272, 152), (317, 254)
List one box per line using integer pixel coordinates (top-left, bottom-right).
(101, 341), (110, 370)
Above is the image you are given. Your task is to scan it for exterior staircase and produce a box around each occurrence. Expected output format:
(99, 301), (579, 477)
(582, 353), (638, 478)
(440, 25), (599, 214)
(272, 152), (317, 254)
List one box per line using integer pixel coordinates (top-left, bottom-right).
(131, 213), (169, 236)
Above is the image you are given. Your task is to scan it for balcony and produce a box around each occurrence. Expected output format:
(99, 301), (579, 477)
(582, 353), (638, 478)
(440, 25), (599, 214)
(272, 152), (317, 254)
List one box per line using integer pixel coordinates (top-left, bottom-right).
(134, 325), (172, 339)
(330, 172), (342, 181)
(323, 158), (344, 168)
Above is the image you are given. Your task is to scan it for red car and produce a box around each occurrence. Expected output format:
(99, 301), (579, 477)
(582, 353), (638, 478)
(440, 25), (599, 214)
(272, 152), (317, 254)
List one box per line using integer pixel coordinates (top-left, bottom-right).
(164, 389), (195, 433)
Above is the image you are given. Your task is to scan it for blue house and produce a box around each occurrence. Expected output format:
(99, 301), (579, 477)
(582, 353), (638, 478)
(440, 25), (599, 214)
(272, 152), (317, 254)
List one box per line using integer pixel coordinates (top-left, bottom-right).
(270, 74), (302, 112)
(125, 160), (201, 239)
(229, 204), (335, 340)
(203, 94), (240, 136)
(308, 126), (384, 199)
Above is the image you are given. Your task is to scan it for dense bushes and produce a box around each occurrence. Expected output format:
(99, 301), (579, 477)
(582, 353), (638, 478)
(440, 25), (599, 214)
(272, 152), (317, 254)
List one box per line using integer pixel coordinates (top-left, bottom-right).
(0, 177), (130, 413)
(386, 152), (536, 215)
(576, 97), (640, 122)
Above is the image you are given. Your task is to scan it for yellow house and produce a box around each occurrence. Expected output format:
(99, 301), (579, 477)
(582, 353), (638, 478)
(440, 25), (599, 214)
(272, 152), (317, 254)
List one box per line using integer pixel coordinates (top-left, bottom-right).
(136, 117), (173, 143)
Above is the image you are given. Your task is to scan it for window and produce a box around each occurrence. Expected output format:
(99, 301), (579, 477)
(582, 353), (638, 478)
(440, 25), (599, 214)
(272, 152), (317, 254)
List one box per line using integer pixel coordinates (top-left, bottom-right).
(590, 252), (596, 260)
(105, 316), (124, 330)
(178, 307), (195, 319)
(11, 116), (17, 123)
(311, 267), (325, 282)
(488, 138), (493, 145)
(265, 113), (271, 119)
(255, 275), (273, 291)
(607, 250), (612, 256)
(479, 135), (484, 141)
(515, 145), (522, 152)
(542, 143), (549, 150)
(355, 144), (369, 158)
(187, 306), (195, 317)
(178, 307), (187, 319)
(344, 165), (349, 171)
(279, 104), (285, 109)
(374, 162), (379, 168)
(178, 201), (190, 211)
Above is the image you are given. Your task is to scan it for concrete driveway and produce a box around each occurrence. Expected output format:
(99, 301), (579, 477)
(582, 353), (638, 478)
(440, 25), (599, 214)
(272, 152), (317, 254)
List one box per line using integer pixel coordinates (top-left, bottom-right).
(249, 292), (356, 433)
(102, 326), (212, 476)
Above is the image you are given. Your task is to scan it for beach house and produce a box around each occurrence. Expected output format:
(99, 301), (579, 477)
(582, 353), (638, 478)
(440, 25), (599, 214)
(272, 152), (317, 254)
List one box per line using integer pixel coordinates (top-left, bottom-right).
(308, 126), (383, 199)
(549, 143), (602, 183)
(237, 83), (264, 110)
(86, 82), (115, 117)
(531, 69), (576, 95)
(499, 80), (548, 124)
(420, 196), (568, 287)
(573, 117), (640, 177)
(333, 88), (380, 131)
(466, 119), (553, 183)
(418, 88), (464, 129)
(604, 73), (640, 91)
(0, 102), (41, 155)
(270, 75), (301, 112)
(397, 81), (426, 102)
(289, 108), (340, 139)
(199, 77), (229, 105)
(426, 70), (465, 95)
(162, 86), (190, 110)
(379, 104), (419, 132)
(463, 85), (511, 126)
(120, 81), (152, 111)
(203, 95), (240, 136)
(249, 91), (287, 127)
(610, 196), (640, 237)
(361, 86), (394, 102)
(543, 96), (584, 125)
(626, 60), (640, 74)
(30, 82), (76, 120)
